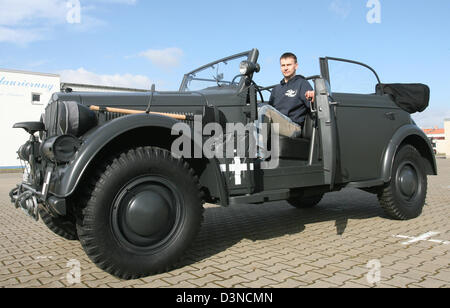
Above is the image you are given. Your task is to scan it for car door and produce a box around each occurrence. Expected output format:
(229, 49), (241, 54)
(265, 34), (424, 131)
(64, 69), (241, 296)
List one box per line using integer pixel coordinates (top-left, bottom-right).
(313, 77), (338, 190)
(320, 57), (401, 184)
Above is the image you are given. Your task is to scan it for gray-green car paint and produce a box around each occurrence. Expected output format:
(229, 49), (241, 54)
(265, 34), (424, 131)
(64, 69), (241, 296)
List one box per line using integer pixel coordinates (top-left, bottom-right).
(45, 49), (437, 208)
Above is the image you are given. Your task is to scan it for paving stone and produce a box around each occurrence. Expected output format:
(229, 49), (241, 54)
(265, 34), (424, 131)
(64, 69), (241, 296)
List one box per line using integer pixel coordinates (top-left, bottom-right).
(0, 160), (449, 288)
(185, 273), (223, 287)
(215, 275), (251, 288)
(382, 275), (420, 288)
(409, 277), (449, 288)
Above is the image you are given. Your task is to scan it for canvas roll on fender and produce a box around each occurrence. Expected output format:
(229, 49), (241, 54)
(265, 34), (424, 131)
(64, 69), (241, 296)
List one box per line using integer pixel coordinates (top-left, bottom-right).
(381, 124), (437, 183)
(49, 113), (227, 203)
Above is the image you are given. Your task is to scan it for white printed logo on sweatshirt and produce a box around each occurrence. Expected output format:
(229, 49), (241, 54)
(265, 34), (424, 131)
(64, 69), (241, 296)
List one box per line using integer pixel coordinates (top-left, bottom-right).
(285, 89), (297, 98)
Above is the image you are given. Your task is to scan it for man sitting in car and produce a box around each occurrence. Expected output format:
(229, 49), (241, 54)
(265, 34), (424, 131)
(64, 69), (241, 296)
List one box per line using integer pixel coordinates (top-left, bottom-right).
(256, 52), (314, 157)
(259, 52), (315, 137)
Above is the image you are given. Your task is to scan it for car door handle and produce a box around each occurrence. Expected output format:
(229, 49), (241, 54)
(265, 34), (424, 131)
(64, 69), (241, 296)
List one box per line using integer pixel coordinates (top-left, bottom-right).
(385, 112), (396, 120)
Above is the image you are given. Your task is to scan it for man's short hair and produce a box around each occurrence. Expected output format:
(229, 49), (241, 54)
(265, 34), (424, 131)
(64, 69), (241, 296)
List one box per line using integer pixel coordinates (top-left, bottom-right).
(280, 52), (298, 63)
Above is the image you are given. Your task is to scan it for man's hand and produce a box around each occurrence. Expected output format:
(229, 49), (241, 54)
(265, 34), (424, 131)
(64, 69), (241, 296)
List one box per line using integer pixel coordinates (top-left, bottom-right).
(305, 90), (315, 102)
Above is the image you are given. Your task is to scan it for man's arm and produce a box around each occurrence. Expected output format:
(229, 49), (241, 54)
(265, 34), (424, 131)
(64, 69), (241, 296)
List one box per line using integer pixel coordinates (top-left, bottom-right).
(305, 90), (315, 103)
(300, 80), (314, 107)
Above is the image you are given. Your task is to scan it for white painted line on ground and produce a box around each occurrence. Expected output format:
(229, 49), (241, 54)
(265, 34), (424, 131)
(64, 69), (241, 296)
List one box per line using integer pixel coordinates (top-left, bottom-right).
(393, 231), (449, 246)
(403, 231), (440, 245)
(428, 239), (450, 245)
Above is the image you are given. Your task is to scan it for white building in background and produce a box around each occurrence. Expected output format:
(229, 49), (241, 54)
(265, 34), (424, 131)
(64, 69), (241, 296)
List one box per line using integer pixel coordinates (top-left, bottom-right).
(0, 69), (60, 169)
(422, 120), (449, 158)
(423, 127), (445, 154)
(0, 68), (147, 169)
(445, 119), (450, 158)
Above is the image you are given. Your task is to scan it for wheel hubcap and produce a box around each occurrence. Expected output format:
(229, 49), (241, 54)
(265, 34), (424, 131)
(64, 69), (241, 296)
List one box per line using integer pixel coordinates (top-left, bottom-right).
(125, 191), (170, 237)
(111, 176), (182, 251)
(396, 163), (419, 200)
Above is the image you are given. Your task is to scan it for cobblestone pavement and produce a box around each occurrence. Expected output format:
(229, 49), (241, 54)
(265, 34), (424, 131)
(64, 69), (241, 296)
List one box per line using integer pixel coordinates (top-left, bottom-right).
(1, 160), (449, 288)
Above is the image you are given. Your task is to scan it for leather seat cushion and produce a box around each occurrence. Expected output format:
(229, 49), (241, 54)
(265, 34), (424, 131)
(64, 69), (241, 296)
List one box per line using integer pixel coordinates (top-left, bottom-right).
(278, 136), (310, 160)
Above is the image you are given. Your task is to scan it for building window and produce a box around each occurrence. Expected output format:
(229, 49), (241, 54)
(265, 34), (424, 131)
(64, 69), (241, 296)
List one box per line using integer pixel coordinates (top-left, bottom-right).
(31, 93), (42, 105)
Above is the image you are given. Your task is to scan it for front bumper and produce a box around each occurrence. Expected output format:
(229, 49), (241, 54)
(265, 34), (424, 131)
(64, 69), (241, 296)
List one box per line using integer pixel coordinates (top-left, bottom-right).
(10, 182), (40, 221)
(10, 166), (67, 221)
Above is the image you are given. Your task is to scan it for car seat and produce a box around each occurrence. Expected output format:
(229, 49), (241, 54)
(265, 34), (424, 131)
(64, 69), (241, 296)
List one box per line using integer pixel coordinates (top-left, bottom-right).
(277, 112), (315, 160)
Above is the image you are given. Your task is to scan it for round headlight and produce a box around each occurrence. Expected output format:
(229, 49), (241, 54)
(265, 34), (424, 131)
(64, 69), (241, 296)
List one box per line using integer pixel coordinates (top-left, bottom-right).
(41, 135), (80, 163)
(240, 61), (250, 75)
(239, 61), (260, 76)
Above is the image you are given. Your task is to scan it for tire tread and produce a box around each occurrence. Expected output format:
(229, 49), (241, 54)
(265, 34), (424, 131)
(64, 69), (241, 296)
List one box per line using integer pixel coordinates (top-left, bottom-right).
(76, 146), (204, 279)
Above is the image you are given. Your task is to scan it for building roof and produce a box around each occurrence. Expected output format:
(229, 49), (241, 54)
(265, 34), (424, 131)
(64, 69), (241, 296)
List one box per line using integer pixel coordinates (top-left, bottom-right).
(0, 68), (60, 78)
(423, 128), (445, 135)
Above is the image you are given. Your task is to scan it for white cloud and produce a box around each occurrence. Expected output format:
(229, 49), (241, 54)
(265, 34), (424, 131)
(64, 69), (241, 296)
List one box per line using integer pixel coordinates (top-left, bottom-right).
(138, 48), (184, 69)
(328, 0), (352, 19)
(0, 0), (137, 45)
(0, 26), (46, 45)
(0, 0), (67, 43)
(59, 68), (153, 90)
(0, 0), (68, 26)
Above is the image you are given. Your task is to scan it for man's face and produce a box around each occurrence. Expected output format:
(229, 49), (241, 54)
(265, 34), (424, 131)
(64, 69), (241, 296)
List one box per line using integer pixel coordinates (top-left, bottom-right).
(280, 57), (298, 80)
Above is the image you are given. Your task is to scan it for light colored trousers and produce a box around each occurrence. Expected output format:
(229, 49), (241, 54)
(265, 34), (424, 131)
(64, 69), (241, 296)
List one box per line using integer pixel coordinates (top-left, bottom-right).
(257, 104), (302, 138)
(254, 105), (303, 158)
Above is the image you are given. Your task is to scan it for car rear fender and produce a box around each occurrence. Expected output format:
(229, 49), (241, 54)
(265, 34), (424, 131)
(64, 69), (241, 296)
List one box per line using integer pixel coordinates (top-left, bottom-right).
(382, 124), (437, 183)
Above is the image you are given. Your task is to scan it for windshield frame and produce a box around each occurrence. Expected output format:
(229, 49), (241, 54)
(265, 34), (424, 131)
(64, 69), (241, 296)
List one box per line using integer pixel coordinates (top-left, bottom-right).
(179, 49), (258, 92)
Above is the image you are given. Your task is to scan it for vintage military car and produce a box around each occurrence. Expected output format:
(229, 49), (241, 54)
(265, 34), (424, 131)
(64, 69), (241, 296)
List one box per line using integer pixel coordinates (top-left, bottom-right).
(10, 48), (436, 279)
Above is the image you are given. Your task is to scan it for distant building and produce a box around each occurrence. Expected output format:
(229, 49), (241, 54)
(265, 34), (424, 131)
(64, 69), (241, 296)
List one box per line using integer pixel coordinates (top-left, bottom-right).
(445, 119), (450, 158)
(0, 69), (60, 169)
(0, 68), (147, 169)
(422, 121), (449, 157)
(423, 127), (445, 154)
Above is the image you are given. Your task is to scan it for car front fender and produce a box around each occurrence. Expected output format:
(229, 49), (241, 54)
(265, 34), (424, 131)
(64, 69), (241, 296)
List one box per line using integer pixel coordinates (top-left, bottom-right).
(49, 113), (228, 205)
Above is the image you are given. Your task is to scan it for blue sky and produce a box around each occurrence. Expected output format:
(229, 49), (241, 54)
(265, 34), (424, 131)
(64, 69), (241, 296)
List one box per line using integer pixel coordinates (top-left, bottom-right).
(1, 0), (449, 127)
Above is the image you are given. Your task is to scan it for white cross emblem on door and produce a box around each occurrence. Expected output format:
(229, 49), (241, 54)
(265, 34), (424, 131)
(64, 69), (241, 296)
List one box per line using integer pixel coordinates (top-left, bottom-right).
(220, 157), (254, 186)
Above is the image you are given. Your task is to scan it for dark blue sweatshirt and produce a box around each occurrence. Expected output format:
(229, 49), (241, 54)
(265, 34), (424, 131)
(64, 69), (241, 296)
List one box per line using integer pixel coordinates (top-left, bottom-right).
(268, 75), (313, 126)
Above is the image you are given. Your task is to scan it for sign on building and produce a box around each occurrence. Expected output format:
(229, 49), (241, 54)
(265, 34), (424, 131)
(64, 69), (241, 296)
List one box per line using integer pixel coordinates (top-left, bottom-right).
(0, 69), (60, 169)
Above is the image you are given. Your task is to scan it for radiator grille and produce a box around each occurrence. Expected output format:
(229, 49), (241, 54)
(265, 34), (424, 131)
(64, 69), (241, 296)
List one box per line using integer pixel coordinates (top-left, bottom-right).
(43, 100), (59, 139)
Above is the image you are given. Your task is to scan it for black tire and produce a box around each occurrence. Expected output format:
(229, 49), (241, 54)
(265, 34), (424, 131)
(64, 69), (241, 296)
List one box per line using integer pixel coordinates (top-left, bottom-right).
(76, 147), (204, 280)
(288, 194), (324, 209)
(378, 145), (427, 220)
(39, 207), (78, 241)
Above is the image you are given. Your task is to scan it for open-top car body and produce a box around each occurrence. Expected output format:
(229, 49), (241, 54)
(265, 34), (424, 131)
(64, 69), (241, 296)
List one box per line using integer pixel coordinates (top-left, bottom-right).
(10, 48), (436, 279)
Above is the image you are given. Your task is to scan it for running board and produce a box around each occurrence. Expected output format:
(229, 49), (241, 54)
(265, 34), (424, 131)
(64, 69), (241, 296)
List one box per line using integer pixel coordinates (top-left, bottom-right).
(229, 189), (290, 205)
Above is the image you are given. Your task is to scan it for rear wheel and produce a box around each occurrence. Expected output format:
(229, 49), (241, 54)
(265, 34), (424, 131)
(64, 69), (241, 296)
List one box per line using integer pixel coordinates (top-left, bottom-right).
(76, 147), (204, 280)
(378, 145), (427, 220)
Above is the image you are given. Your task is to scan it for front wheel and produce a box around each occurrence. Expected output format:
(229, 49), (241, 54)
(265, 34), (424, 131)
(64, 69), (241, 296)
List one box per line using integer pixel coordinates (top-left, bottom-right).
(39, 207), (78, 241)
(76, 147), (204, 280)
(378, 145), (427, 220)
